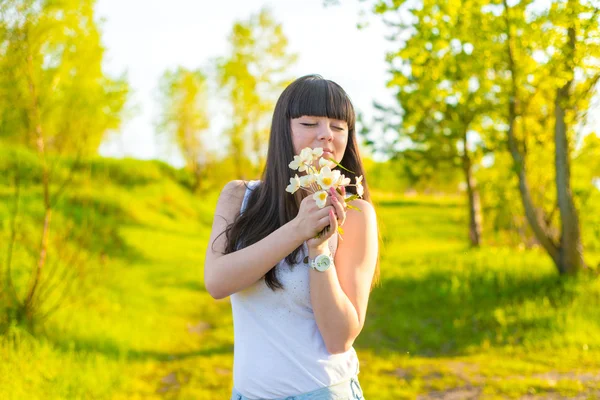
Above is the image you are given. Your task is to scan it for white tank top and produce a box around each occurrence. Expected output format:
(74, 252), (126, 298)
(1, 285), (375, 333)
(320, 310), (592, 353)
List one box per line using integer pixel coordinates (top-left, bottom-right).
(230, 180), (359, 399)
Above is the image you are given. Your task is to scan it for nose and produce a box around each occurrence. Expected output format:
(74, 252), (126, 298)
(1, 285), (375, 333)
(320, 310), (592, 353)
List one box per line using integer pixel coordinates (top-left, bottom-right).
(317, 124), (334, 142)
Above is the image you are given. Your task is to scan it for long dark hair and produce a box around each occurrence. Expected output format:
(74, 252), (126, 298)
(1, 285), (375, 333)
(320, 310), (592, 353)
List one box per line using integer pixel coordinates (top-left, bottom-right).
(218, 74), (377, 291)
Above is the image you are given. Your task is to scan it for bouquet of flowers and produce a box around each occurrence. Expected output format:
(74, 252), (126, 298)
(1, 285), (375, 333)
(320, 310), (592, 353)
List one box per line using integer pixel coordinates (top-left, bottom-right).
(285, 147), (364, 237)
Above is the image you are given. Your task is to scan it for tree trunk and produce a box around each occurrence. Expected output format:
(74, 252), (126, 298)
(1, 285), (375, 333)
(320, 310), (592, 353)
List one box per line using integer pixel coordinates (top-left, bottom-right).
(192, 163), (202, 193)
(461, 135), (482, 247)
(553, 24), (585, 274)
(503, 0), (560, 266)
(24, 46), (52, 319)
(2, 166), (22, 316)
(513, 160), (560, 265)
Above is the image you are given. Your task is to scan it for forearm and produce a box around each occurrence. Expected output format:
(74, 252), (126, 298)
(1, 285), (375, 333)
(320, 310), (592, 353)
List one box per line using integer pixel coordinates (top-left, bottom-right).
(310, 263), (360, 354)
(206, 220), (303, 299)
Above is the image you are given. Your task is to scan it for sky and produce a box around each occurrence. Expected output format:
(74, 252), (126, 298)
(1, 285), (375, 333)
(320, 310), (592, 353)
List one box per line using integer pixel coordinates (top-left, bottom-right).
(95, 0), (396, 167)
(94, 0), (599, 168)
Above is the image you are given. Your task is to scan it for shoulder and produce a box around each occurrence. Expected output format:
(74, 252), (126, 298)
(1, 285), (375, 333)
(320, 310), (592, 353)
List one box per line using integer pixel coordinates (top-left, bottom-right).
(220, 180), (248, 198)
(215, 180), (249, 218)
(346, 199), (377, 223)
(343, 199), (378, 236)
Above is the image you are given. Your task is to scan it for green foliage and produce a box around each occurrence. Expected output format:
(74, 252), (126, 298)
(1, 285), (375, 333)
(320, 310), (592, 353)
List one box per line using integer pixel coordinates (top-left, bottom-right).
(156, 67), (210, 190)
(217, 7), (297, 178)
(0, 141), (191, 189)
(0, 141), (205, 333)
(478, 134), (600, 254)
(364, 0), (600, 263)
(363, 156), (463, 193)
(0, 0), (129, 155)
(380, 0), (501, 157)
(573, 133), (600, 253)
(1, 146), (600, 397)
(0, 141), (45, 184)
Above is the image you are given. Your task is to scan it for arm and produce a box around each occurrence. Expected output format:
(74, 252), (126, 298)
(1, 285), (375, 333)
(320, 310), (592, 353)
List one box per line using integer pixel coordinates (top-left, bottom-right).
(204, 180), (305, 299)
(309, 199), (378, 354)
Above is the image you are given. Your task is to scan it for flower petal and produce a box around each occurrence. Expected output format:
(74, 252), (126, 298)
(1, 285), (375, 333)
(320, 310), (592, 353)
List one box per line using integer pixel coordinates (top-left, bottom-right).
(300, 174), (316, 187)
(300, 147), (313, 163)
(285, 174), (301, 194)
(319, 157), (336, 169)
(313, 190), (328, 208)
(317, 166), (335, 190)
(355, 175), (364, 197)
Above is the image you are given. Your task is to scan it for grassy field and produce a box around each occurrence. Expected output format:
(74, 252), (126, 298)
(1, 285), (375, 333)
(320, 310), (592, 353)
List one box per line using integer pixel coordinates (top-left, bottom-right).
(1, 155), (600, 399)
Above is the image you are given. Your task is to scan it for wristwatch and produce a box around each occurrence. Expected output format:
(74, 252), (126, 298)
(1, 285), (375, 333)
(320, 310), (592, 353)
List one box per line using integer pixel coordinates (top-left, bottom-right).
(310, 253), (334, 272)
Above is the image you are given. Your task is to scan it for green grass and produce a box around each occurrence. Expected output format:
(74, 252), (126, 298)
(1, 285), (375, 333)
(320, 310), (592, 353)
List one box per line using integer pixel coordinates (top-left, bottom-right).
(1, 153), (600, 399)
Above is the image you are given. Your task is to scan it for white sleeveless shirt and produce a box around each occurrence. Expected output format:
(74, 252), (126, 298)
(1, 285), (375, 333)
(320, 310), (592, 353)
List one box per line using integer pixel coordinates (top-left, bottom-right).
(230, 180), (359, 399)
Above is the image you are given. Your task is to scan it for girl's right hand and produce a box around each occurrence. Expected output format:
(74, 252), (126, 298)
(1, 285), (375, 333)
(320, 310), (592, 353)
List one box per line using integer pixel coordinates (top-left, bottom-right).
(293, 195), (335, 242)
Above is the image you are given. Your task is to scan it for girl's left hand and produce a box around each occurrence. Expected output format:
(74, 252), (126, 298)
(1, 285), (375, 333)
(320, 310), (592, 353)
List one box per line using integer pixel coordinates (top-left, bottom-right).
(306, 186), (347, 253)
(329, 186), (347, 227)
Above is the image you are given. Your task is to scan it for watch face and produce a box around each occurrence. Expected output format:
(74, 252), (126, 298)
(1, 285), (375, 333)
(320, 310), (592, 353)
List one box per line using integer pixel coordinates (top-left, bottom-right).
(315, 255), (332, 271)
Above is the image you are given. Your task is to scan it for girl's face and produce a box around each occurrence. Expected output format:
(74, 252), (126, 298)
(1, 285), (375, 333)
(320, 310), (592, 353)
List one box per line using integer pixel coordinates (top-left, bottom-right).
(290, 115), (349, 165)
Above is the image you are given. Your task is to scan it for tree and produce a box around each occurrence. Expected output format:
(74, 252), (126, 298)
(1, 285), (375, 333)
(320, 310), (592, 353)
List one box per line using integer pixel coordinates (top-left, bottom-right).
(0, 0), (129, 330)
(157, 67), (210, 192)
(217, 7), (297, 178)
(500, 0), (599, 274)
(0, 0), (129, 155)
(362, 0), (599, 273)
(363, 0), (504, 246)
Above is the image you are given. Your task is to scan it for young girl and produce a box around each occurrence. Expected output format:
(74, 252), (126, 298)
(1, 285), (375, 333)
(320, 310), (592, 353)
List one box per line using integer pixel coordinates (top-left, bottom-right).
(205, 74), (379, 400)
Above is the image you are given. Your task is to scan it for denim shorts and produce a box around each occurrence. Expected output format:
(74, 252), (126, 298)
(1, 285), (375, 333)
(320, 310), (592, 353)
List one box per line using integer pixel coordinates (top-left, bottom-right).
(230, 375), (365, 400)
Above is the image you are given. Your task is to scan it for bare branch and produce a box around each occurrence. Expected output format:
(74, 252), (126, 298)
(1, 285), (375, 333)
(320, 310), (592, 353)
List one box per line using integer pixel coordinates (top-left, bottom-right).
(48, 148), (85, 209)
(22, 22), (52, 311)
(3, 155), (22, 305)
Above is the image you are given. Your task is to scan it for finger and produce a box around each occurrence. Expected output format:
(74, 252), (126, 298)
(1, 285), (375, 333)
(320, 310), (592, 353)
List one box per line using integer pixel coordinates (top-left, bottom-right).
(316, 205), (334, 219)
(331, 186), (344, 200)
(317, 213), (332, 230)
(301, 195), (313, 206)
(330, 187), (347, 212)
(315, 211), (334, 240)
(330, 192), (346, 226)
(325, 208), (338, 239)
(305, 195), (331, 212)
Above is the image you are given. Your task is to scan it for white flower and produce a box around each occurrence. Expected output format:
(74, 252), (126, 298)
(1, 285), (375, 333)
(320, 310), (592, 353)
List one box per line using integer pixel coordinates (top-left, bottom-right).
(289, 155), (302, 171)
(313, 190), (328, 208)
(289, 155), (310, 172)
(319, 157), (336, 169)
(285, 174), (301, 194)
(300, 148), (314, 164)
(331, 170), (341, 187)
(317, 167), (340, 190)
(337, 174), (351, 187)
(291, 148), (316, 172)
(312, 147), (324, 159)
(299, 174), (316, 188)
(355, 175), (364, 197)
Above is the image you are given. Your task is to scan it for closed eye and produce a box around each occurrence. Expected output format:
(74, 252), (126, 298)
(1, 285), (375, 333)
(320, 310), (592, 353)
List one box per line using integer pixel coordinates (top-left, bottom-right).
(301, 123), (345, 131)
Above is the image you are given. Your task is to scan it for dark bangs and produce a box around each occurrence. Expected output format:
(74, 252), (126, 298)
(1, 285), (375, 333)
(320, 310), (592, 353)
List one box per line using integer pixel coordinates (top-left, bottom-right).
(285, 75), (355, 131)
